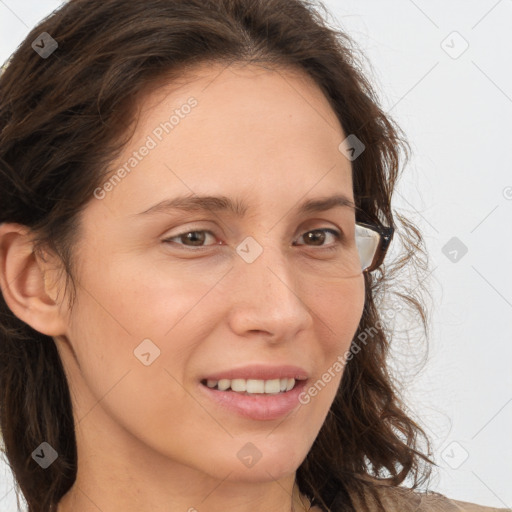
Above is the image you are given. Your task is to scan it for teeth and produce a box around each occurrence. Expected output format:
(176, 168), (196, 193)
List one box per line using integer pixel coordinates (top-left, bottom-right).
(204, 377), (297, 394)
(246, 379), (265, 393)
(217, 379), (230, 391)
(264, 379), (281, 394)
(231, 379), (246, 392)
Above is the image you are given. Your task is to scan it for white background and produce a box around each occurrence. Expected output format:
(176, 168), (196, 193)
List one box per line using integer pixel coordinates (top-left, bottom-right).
(0, 0), (511, 510)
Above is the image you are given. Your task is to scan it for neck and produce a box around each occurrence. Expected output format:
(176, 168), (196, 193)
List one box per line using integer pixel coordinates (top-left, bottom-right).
(56, 470), (315, 512)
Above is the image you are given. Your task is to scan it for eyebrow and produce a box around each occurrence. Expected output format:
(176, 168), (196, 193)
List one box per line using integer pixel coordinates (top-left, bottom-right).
(134, 193), (356, 218)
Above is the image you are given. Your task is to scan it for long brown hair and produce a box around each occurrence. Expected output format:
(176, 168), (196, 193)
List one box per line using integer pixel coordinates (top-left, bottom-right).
(0, 1), (434, 511)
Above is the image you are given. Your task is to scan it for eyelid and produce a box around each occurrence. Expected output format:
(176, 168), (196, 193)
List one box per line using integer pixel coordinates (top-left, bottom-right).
(294, 228), (341, 246)
(161, 217), (347, 239)
(162, 228), (218, 248)
(162, 225), (343, 249)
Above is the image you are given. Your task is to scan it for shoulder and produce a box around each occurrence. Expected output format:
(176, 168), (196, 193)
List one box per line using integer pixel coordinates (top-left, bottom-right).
(347, 483), (511, 512)
(447, 497), (511, 512)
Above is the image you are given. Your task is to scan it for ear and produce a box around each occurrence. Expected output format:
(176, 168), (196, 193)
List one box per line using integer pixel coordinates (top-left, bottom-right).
(0, 222), (69, 337)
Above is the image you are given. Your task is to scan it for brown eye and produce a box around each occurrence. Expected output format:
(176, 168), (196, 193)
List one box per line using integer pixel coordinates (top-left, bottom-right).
(162, 227), (342, 251)
(295, 228), (341, 248)
(163, 230), (217, 248)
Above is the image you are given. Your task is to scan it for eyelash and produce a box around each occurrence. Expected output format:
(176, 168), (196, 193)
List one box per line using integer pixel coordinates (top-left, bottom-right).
(162, 228), (342, 251)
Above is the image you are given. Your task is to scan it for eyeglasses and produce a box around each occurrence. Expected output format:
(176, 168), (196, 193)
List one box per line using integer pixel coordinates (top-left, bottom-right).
(355, 221), (395, 273)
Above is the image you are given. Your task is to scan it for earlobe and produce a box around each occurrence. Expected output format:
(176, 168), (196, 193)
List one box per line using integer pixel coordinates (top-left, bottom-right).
(0, 222), (68, 337)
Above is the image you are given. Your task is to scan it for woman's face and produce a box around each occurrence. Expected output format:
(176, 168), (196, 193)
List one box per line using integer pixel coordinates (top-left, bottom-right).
(52, 62), (365, 487)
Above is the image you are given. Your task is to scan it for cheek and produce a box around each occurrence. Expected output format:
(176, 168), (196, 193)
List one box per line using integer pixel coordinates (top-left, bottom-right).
(64, 250), (223, 412)
(314, 275), (366, 355)
(65, 273), (211, 457)
(307, 276), (365, 400)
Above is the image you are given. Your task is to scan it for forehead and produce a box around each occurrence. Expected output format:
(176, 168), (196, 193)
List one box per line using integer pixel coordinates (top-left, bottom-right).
(98, 61), (353, 217)
(141, 61), (341, 124)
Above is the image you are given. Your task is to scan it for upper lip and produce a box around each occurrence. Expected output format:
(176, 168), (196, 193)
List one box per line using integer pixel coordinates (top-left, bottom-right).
(201, 364), (309, 382)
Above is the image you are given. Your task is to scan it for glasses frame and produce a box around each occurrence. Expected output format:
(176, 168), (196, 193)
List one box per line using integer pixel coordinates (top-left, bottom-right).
(355, 221), (395, 273)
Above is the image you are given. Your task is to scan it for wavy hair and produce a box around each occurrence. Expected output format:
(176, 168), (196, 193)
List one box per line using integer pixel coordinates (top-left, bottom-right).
(0, 0), (434, 511)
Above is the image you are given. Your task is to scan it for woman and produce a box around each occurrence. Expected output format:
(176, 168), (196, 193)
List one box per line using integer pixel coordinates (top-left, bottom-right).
(0, 0), (508, 511)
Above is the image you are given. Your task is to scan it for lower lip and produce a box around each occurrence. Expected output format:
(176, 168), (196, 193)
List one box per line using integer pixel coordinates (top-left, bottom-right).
(198, 380), (308, 421)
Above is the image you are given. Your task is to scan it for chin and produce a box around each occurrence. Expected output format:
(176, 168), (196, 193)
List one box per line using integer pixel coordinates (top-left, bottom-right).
(219, 460), (300, 483)
(204, 436), (309, 482)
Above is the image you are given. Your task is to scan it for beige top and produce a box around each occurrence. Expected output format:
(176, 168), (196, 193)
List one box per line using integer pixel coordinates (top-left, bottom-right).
(345, 485), (511, 512)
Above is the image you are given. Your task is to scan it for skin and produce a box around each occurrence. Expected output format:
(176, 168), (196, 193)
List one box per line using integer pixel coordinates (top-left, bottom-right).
(0, 62), (365, 512)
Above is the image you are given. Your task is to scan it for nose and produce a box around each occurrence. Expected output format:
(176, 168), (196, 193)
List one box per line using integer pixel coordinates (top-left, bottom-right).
(226, 242), (314, 342)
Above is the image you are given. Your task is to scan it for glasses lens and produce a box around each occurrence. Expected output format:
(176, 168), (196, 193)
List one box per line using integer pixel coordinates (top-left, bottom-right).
(355, 224), (381, 272)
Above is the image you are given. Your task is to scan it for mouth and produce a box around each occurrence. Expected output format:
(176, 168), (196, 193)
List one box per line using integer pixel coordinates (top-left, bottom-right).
(197, 364), (310, 420)
(198, 376), (309, 421)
